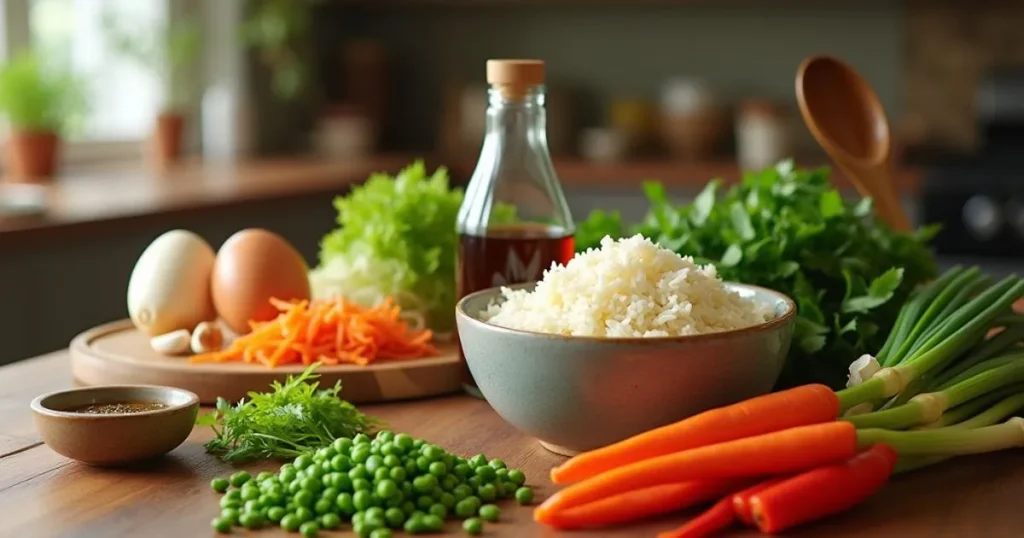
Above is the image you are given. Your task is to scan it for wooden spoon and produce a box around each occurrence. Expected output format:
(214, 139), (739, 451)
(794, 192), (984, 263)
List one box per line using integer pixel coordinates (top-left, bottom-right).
(795, 55), (911, 232)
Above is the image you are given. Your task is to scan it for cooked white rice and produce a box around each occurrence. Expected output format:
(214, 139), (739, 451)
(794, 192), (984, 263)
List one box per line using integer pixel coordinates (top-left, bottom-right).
(482, 234), (774, 337)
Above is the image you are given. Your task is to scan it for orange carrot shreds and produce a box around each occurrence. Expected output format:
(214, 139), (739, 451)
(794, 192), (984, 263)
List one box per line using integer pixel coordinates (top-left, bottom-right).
(535, 421), (858, 518)
(550, 384), (841, 485)
(189, 297), (439, 368)
(535, 478), (751, 530)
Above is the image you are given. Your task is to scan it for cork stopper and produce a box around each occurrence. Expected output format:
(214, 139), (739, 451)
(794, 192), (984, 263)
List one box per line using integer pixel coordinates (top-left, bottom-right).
(486, 59), (545, 100)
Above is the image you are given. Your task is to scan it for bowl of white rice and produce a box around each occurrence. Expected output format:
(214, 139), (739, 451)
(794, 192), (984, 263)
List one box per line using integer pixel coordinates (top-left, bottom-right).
(455, 234), (796, 455)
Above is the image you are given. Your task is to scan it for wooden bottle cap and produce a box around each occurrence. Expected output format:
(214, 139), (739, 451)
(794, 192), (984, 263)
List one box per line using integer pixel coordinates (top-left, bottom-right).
(486, 59), (545, 99)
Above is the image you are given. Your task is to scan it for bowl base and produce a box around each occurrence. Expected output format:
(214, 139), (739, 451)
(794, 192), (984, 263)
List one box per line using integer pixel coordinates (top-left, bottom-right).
(538, 440), (580, 457)
(462, 384), (486, 400)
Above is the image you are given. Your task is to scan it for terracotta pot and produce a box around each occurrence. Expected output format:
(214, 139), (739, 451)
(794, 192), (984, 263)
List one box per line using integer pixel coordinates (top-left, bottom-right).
(152, 112), (185, 168)
(5, 130), (59, 182)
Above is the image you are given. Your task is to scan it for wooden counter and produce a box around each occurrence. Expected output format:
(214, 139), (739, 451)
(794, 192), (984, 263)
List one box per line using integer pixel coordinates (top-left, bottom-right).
(0, 351), (1020, 537)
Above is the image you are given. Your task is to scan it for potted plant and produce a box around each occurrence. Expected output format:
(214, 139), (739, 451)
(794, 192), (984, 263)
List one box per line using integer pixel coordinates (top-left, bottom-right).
(0, 52), (85, 182)
(103, 13), (201, 168)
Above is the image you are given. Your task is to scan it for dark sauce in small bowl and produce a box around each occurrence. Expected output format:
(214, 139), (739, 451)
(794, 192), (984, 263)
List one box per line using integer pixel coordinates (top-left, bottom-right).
(71, 402), (168, 415)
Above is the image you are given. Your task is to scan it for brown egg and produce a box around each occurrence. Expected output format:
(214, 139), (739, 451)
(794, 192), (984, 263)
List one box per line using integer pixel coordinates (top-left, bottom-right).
(211, 228), (311, 334)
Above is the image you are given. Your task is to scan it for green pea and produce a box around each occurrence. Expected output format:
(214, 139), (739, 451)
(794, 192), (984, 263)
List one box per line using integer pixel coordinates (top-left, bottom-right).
(488, 459), (506, 470)
(416, 456), (431, 472)
(440, 475), (459, 492)
(294, 490), (314, 507)
(413, 474), (438, 494)
(422, 514), (443, 531)
(349, 464), (368, 480)
(238, 512), (264, 530)
(432, 487), (444, 501)
(306, 464), (327, 480)
(506, 469), (526, 486)
(439, 492), (456, 509)
(211, 477), (230, 493)
(316, 446), (335, 460)
(416, 495), (434, 510)
(329, 436), (349, 451)
(353, 478), (372, 492)
(299, 520), (319, 537)
(382, 454), (401, 468)
(242, 487), (261, 502)
(412, 438), (425, 449)
(330, 454), (352, 472)
(229, 471), (251, 487)
(452, 484), (472, 500)
(219, 507), (239, 524)
(352, 512), (366, 526)
(320, 487), (339, 502)
(281, 513), (301, 532)
(401, 481), (414, 499)
(453, 463), (472, 479)
(428, 461), (447, 478)
(370, 528), (393, 538)
(381, 443), (399, 457)
(354, 490), (375, 511)
(280, 468), (298, 483)
(401, 500), (417, 516)
(373, 467), (391, 483)
(211, 517), (232, 533)
(404, 516), (427, 534)
(454, 498), (477, 518)
(388, 466), (407, 483)
(428, 503), (447, 519)
(479, 503), (500, 522)
(467, 476), (482, 489)
(423, 445), (445, 461)
(295, 506), (315, 523)
(404, 460), (419, 477)
(243, 500), (263, 513)
(474, 466), (496, 482)
(265, 491), (286, 506)
(462, 517), (483, 535)
(267, 506), (286, 523)
(383, 506), (404, 528)
(365, 506), (385, 520)
(376, 479), (399, 500)
(320, 512), (341, 530)
(365, 455), (384, 474)
(335, 492), (355, 515)
(469, 454), (487, 468)
(313, 498), (333, 515)
(288, 480), (303, 494)
(353, 433), (371, 444)
(385, 497), (404, 509)
(294, 455), (313, 469)
(220, 496), (240, 510)
(502, 481), (517, 498)
(394, 433), (414, 451)
(333, 473), (353, 492)
(352, 448), (371, 464)
(515, 486), (534, 505)
(255, 470), (274, 482)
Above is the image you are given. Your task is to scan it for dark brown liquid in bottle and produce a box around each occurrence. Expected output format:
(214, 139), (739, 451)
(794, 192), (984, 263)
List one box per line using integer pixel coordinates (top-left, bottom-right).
(456, 223), (575, 386)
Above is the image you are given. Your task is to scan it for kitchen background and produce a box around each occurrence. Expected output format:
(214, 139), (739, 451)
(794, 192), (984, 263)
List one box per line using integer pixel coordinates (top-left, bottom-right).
(0, 0), (1021, 364)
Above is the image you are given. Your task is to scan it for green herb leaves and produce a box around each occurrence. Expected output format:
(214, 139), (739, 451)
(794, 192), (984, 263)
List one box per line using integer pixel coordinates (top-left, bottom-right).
(197, 364), (378, 463)
(574, 160), (939, 389)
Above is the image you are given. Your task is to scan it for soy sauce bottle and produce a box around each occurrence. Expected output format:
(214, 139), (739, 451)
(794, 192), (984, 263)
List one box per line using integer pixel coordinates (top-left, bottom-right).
(456, 59), (576, 396)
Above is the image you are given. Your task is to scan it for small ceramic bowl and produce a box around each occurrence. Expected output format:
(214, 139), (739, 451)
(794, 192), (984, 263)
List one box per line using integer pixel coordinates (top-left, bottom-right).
(31, 385), (199, 465)
(456, 282), (796, 455)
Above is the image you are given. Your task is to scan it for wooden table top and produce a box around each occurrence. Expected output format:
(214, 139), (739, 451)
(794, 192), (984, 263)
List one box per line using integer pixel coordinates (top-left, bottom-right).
(2, 351), (1020, 538)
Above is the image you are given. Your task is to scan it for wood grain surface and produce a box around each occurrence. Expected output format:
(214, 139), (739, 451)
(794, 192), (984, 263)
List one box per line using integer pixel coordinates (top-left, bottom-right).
(2, 352), (1022, 537)
(69, 320), (464, 404)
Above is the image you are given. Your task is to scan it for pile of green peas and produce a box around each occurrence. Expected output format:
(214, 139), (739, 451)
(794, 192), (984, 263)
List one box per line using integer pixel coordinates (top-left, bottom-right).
(209, 431), (535, 537)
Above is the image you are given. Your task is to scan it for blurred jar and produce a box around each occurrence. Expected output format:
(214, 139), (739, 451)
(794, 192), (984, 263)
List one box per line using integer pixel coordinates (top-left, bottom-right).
(736, 99), (790, 171)
(659, 78), (727, 160)
(314, 105), (375, 160)
(609, 99), (656, 154)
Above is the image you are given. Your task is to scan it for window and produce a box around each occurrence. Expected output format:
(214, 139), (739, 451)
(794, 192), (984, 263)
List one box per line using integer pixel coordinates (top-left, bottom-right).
(2, 0), (192, 163)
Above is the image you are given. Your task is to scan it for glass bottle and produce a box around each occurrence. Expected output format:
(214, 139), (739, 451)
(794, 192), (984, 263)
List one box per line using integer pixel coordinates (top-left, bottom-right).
(456, 59), (576, 395)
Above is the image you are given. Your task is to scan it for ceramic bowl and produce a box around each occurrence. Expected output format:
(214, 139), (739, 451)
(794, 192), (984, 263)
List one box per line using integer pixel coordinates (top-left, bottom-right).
(456, 282), (796, 455)
(31, 385), (199, 465)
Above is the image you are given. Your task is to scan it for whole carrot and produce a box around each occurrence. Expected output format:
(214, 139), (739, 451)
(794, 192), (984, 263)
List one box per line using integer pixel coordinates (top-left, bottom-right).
(536, 478), (749, 529)
(550, 384), (839, 484)
(730, 477), (788, 526)
(656, 496), (736, 538)
(749, 443), (898, 534)
(536, 421), (857, 518)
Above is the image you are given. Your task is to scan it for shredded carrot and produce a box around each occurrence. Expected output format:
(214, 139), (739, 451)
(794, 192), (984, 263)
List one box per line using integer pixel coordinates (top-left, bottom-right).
(189, 297), (439, 368)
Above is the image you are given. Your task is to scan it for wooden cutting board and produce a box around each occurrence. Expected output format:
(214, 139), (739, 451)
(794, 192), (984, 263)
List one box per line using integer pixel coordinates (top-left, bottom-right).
(70, 320), (465, 404)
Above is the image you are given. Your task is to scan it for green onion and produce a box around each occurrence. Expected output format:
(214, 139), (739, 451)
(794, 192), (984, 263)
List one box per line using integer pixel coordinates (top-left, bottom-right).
(857, 417), (1024, 456)
(877, 267), (965, 367)
(929, 325), (1024, 390)
(887, 268), (982, 366)
(846, 358), (1024, 430)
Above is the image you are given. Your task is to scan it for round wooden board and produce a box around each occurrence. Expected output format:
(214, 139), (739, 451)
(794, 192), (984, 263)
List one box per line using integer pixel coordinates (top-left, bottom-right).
(70, 320), (464, 405)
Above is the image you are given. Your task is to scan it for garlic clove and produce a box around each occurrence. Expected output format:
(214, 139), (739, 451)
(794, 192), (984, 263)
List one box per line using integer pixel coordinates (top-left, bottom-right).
(150, 329), (193, 356)
(191, 321), (225, 354)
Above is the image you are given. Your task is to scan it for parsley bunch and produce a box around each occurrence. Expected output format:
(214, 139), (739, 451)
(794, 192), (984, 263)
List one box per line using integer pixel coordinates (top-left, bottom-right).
(197, 365), (379, 463)
(575, 160), (939, 389)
